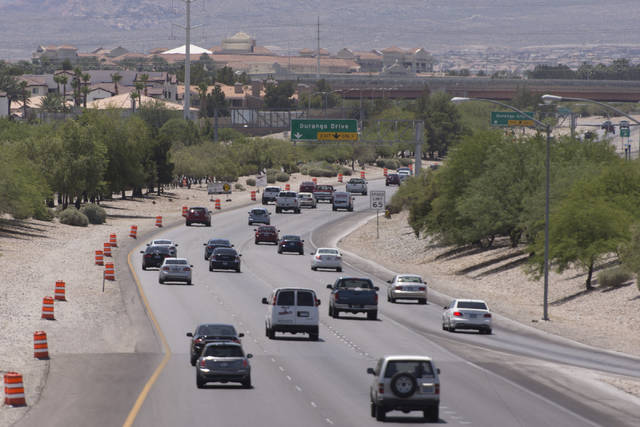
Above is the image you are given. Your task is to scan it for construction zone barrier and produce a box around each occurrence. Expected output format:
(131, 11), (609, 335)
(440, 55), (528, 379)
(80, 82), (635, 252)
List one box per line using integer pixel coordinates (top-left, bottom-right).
(54, 280), (66, 302)
(215, 199), (221, 210)
(337, 174), (343, 183)
(103, 242), (112, 257)
(155, 216), (163, 227)
(383, 168), (388, 176)
(285, 184), (290, 191)
(41, 296), (54, 320)
(4, 372), (26, 406)
(109, 233), (117, 247)
(312, 177), (317, 184)
(251, 191), (256, 201)
(409, 163), (413, 173)
(95, 250), (104, 266)
(360, 171), (365, 179)
(33, 331), (49, 359)
(182, 206), (188, 217)
(129, 225), (137, 239)
(104, 263), (115, 281)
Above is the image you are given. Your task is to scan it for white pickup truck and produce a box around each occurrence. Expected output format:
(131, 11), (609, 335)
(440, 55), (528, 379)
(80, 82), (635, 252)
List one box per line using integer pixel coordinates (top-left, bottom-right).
(345, 178), (368, 195)
(275, 191), (301, 214)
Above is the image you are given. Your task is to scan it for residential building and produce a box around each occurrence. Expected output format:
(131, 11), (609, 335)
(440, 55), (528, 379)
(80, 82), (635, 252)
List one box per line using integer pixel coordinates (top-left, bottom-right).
(336, 49), (383, 72)
(381, 47), (435, 73)
(32, 45), (78, 64)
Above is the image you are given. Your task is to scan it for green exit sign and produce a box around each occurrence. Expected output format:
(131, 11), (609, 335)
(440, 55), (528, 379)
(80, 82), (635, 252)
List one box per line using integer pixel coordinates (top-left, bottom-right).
(620, 127), (630, 137)
(491, 111), (535, 127)
(291, 119), (358, 141)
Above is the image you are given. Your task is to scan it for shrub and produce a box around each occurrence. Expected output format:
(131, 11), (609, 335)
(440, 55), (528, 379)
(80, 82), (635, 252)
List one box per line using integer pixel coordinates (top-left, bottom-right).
(33, 205), (54, 221)
(235, 183), (245, 191)
(80, 203), (107, 224)
(399, 158), (413, 167)
(340, 167), (353, 176)
(309, 168), (335, 177)
(246, 178), (256, 186)
(276, 172), (290, 182)
(598, 267), (633, 287)
(58, 207), (89, 227)
(267, 175), (276, 184)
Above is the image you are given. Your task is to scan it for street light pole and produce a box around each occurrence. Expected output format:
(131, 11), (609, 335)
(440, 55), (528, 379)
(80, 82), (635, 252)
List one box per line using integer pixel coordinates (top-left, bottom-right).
(451, 97), (552, 321)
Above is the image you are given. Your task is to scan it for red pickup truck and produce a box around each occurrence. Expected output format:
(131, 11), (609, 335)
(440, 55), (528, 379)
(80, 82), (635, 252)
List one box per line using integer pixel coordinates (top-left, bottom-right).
(314, 185), (335, 203)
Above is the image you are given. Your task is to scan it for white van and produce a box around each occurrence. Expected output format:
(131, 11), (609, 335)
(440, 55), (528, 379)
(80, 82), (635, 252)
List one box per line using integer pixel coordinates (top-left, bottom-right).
(332, 191), (354, 211)
(262, 288), (320, 341)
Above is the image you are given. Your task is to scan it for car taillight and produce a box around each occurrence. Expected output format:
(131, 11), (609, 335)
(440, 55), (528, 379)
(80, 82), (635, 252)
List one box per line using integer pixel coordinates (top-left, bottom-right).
(315, 255), (321, 260)
(144, 254), (152, 258)
(183, 267), (190, 271)
(195, 338), (204, 344)
(242, 359), (248, 367)
(484, 313), (492, 318)
(435, 384), (440, 395)
(162, 267), (170, 271)
(378, 383), (384, 394)
(418, 287), (426, 291)
(199, 359), (206, 368)
(235, 257), (240, 261)
(210, 256), (216, 261)
(315, 299), (320, 306)
(374, 294), (378, 303)
(232, 338), (240, 344)
(453, 311), (462, 317)
(334, 292), (339, 301)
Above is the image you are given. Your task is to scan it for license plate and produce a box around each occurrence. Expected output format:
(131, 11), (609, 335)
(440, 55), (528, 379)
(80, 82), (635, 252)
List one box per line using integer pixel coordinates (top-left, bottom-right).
(469, 314), (477, 318)
(223, 262), (228, 265)
(407, 286), (418, 291)
(298, 311), (309, 317)
(219, 363), (228, 367)
(421, 385), (435, 393)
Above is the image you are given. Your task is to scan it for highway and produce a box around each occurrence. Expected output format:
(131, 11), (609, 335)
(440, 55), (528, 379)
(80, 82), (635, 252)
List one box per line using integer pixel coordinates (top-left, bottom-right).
(125, 180), (639, 427)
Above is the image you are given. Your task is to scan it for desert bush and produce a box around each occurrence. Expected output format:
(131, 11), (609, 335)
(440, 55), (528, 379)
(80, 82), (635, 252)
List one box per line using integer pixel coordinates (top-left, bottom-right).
(375, 158), (401, 169)
(80, 203), (107, 224)
(245, 178), (256, 186)
(399, 158), (413, 167)
(340, 167), (353, 176)
(58, 207), (89, 227)
(276, 172), (290, 182)
(597, 267), (633, 287)
(33, 205), (54, 221)
(235, 183), (245, 191)
(308, 168), (335, 177)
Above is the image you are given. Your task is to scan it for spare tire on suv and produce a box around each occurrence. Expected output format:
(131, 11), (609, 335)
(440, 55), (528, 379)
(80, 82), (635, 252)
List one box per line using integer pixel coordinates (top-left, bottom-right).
(390, 372), (417, 398)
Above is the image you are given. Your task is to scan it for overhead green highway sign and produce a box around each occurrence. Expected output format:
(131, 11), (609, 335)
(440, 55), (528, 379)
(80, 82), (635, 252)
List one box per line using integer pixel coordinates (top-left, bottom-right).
(491, 111), (535, 127)
(291, 119), (358, 141)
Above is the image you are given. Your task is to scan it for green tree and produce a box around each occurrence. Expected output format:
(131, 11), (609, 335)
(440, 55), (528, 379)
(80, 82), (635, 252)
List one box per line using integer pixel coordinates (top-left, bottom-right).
(111, 72), (122, 95)
(216, 66), (235, 85)
(139, 73), (149, 96)
(264, 81), (295, 109)
(415, 91), (466, 158)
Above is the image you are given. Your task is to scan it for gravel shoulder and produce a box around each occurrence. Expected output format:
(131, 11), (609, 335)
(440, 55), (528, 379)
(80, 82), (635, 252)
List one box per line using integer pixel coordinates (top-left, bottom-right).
(0, 168), (384, 425)
(339, 210), (640, 398)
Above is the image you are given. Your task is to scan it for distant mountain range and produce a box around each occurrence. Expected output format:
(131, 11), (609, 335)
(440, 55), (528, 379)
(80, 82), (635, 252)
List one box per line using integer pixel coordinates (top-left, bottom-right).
(1, 0), (640, 60)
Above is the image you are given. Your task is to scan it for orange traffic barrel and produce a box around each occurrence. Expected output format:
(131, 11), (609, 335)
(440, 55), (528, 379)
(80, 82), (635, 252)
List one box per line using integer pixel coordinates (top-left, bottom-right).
(54, 280), (66, 301)
(360, 171), (365, 179)
(285, 183), (290, 191)
(41, 296), (54, 320)
(129, 225), (137, 239)
(409, 163), (413, 172)
(383, 168), (388, 176)
(182, 206), (188, 217)
(33, 331), (49, 359)
(251, 191), (256, 201)
(215, 199), (221, 210)
(337, 174), (343, 183)
(312, 177), (317, 184)
(155, 216), (163, 227)
(4, 372), (26, 406)
(103, 242), (112, 257)
(95, 250), (104, 266)
(104, 263), (115, 281)
(109, 233), (117, 247)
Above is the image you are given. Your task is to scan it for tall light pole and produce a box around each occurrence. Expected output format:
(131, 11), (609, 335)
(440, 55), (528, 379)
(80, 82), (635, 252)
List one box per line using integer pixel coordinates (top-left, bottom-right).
(451, 97), (552, 321)
(178, 0), (201, 120)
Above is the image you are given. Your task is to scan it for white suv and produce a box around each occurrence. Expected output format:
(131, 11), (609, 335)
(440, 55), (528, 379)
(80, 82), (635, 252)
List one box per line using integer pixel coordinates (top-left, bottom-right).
(262, 288), (320, 340)
(368, 355), (440, 422)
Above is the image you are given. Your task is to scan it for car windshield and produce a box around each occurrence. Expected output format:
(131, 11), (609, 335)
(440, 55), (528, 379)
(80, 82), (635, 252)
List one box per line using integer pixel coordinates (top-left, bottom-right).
(384, 361), (434, 378)
(398, 276), (422, 283)
(204, 345), (244, 358)
(457, 301), (488, 310)
(165, 259), (187, 265)
(339, 279), (373, 288)
(197, 324), (237, 336)
(251, 209), (266, 215)
(319, 249), (339, 255)
(283, 235), (300, 241)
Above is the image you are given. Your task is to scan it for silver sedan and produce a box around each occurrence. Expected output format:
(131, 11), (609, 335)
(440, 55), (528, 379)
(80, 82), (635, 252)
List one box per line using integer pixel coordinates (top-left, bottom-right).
(387, 274), (427, 304)
(442, 299), (492, 334)
(158, 258), (193, 285)
(311, 248), (342, 272)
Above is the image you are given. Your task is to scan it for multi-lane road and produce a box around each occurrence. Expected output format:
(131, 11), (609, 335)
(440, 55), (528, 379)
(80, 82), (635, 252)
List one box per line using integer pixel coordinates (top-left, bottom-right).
(17, 180), (640, 427)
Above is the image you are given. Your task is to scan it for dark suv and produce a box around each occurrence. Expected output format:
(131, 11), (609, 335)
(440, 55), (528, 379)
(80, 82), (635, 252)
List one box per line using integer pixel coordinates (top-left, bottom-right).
(141, 245), (173, 270)
(255, 225), (279, 244)
(299, 181), (316, 193)
(203, 238), (233, 260)
(209, 247), (242, 272)
(278, 235), (304, 255)
(386, 173), (400, 186)
(186, 207), (211, 227)
(186, 323), (244, 366)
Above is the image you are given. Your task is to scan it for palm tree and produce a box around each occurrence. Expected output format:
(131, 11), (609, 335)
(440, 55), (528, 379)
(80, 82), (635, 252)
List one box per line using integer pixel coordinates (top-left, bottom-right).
(72, 67), (83, 107)
(197, 82), (208, 116)
(59, 74), (68, 107)
(130, 89), (140, 112)
(40, 93), (64, 112)
(139, 73), (149, 96)
(111, 72), (122, 95)
(53, 74), (62, 95)
(81, 73), (91, 108)
(18, 80), (29, 120)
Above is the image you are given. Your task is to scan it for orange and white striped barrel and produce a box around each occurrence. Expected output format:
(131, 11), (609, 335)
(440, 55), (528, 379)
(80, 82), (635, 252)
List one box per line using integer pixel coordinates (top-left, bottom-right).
(41, 296), (54, 320)
(54, 280), (66, 301)
(312, 177), (318, 184)
(182, 206), (188, 217)
(95, 250), (104, 266)
(109, 233), (117, 247)
(251, 191), (256, 201)
(215, 199), (221, 210)
(33, 331), (49, 359)
(409, 163), (413, 172)
(104, 263), (115, 281)
(155, 216), (163, 227)
(337, 174), (343, 183)
(103, 242), (112, 257)
(129, 225), (137, 239)
(360, 171), (365, 179)
(285, 183), (290, 191)
(383, 168), (388, 176)
(4, 372), (26, 406)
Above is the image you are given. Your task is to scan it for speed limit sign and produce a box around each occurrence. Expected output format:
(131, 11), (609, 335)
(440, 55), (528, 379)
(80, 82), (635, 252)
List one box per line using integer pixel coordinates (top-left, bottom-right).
(370, 191), (386, 210)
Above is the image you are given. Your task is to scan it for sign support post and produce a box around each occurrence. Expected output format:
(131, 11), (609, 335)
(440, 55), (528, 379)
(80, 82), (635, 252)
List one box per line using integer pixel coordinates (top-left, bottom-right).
(370, 191), (386, 240)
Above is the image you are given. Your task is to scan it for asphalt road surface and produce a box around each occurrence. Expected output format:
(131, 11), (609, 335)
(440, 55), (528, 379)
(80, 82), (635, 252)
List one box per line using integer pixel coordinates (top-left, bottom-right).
(17, 180), (640, 427)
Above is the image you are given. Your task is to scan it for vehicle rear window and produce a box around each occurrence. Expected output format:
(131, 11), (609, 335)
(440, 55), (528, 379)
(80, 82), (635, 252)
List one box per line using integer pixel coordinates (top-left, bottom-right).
(251, 209), (266, 215)
(349, 179), (364, 184)
(297, 291), (315, 307)
(316, 185), (333, 191)
(154, 240), (172, 245)
(276, 290), (295, 306)
(259, 226), (275, 232)
(338, 279), (373, 289)
(398, 276), (422, 283)
(457, 301), (488, 310)
(214, 248), (236, 256)
(384, 361), (434, 378)
(191, 208), (206, 213)
(147, 246), (171, 254)
(208, 239), (230, 246)
(279, 192), (296, 197)
(266, 187), (281, 192)
(198, 325), (237, 336)
(319, 249), (339, 255)
(204, 345), (243, 357)
(282, 235), (300, 241)
(165, 259), (187, 265)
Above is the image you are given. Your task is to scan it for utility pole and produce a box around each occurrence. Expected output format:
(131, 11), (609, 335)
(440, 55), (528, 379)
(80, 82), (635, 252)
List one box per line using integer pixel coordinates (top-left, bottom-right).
(316, 16), (320, 80)
(179, 0), (201, 120)
(415, 121), (424, 175)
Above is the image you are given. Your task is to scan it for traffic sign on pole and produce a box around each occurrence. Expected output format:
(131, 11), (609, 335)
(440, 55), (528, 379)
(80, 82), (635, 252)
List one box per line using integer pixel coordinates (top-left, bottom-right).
(620, 127), (630, 137)
(370, 191), (386, 210)
(291, 119), (358, 141)
(491, 111), (535, 127)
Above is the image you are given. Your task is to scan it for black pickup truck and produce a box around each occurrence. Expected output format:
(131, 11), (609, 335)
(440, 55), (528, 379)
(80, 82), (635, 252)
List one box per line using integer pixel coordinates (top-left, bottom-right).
(326, 277), (379, 320)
